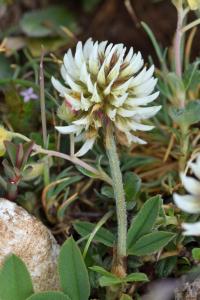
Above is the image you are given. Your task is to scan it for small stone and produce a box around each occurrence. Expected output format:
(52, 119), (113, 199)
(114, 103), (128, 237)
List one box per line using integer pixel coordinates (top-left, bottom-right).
(0, 198), (60, 292)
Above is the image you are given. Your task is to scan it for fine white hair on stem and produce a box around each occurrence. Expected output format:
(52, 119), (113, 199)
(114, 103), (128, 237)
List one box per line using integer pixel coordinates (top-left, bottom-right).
(52, 38), (160, 156)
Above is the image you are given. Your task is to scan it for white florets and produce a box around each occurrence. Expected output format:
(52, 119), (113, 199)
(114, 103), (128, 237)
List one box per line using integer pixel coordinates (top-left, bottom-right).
(52, 38), (161, 156)
(174, 155), (200, 235)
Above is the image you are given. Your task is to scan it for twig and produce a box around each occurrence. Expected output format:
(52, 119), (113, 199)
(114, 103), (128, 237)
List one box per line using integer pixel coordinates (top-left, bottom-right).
(83, 210), (113, 259)
(182, 18), (200, 33)
(163, 132), (176, 162)
(185, 27), (197, 66)
(40, 47), (48, 147)
(70, 134), (75, 156)
(124, 0), (140, 27)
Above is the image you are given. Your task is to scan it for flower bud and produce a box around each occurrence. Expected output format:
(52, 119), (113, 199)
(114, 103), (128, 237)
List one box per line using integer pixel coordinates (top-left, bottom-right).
(187, 0), (200, 10)
(0, 127), (12, 156)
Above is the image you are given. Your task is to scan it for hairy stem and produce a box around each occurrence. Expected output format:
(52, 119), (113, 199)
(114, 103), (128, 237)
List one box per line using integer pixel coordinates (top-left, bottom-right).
(174, 6), (184, 79)
(105, 125), (127, 264)
(174, 6), (188, 108)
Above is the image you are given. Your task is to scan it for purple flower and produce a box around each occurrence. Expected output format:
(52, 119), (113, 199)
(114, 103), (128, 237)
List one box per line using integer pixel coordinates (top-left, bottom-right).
(20, 88), (38, 103)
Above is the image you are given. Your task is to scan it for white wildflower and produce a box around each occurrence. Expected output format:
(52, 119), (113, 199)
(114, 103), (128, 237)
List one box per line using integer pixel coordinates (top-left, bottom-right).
(52, 38), (161, 157)
(173, 154), (200, 235)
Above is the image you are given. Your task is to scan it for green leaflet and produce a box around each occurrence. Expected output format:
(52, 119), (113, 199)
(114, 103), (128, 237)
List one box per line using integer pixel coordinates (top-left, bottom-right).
(170, 100), (200, 129)
(0, 254), (33, 300)
(127, 195), (162, 250)
(128, 231), (175, 256)
(124, 172), (141, 202)
(73, 221), (115, 247)
(58, 237), (90, 300)
(90, 266), (148, 287)
(20, 6), (77, 38)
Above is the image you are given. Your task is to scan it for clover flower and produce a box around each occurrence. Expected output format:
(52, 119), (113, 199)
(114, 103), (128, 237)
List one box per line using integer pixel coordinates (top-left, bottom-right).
(187, 0), (200, 10)
(173, 154), (200, 235)
(52, 38), (161, 157)
(0, 126), (12, 156)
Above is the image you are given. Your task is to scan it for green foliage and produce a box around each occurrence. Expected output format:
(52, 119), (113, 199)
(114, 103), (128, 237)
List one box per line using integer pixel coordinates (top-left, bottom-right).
(0, 239), (91, 299)
(183, 62), (200, 91)
(192, 248), (200, 261)
(58, 237), (90, 300)
(0, 55), (13, 80)
(120, 294), (132, 300)
(99, 273), (148, 287)
(20, 6), (77, 37)
(4, 87), (38, 134)
(121, 154), (157, 172)
(73, 221), (115, 247)
(100, 185), (114, 198)
(170, 100), (200, 129)
(27, 292), (71, 300)
(1, 1), (200, 299)
(127, 195), (162, 249)
(76, 165), (99, 179)
(27, 37), (68, 57)
(0, 255), (33, 300)
(128, 231), (175, 256)
(124, 172), (141, 202)
(80, 0), (101, 11)
(156, 256), (177, 277)
(141, 22), (167, 70)
(90, 266), (148, 287)
(166, 72), (186, 102)
(1, 141), (34, 199)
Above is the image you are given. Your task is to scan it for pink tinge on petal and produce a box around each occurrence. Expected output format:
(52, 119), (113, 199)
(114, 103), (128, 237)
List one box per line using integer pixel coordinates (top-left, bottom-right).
(105, 116), (111, 126)
(65, 99), (77, 114)
(65, 99), (72, 108)
(97, 110), (103, 119)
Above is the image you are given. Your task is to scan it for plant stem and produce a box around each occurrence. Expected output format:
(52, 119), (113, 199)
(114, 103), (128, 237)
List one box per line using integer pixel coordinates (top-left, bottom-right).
(34, 145), (99, 174)
(12, 132), (31, 142)
(182, 18), (200, 33)
(174, 6), (189, 108)
(174, 6), (184, 79)
(179, 125), (189, 171)
(11, 132), (113, 185)
(40, 48), (50, 186)
(40, 48), (48, 148)
(83, 210), (113, 259)
(105, 124), (127, 267)
(70, 134), (75, 156)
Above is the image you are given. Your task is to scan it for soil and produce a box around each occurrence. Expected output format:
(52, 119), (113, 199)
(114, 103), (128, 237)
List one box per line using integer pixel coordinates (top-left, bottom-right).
(1, 0), (200, 62)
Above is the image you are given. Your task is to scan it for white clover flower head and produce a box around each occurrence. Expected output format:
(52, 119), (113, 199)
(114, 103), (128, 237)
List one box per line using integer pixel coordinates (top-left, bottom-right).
(173, 154), (200, 235)
(52, 38), (161, 157)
